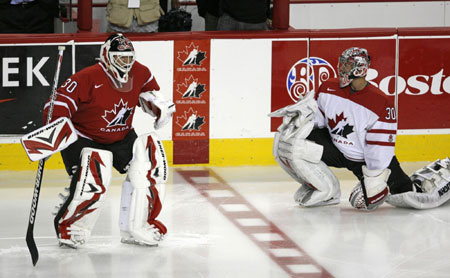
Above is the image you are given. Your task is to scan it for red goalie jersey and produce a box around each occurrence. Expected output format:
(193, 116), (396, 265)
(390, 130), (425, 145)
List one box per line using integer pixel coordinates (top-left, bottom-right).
(43, 62), (159, 144)
(314, 78), (397, 170)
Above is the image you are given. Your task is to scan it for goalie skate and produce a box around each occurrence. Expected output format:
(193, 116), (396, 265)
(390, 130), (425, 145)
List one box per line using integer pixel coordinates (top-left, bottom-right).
(120, 221), (165, 246)
(294, 183), (340, 207)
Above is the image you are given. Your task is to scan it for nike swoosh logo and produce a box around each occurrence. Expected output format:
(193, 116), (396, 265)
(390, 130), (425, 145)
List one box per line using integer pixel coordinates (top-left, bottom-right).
(327, 88), (336, 92)
(94, 84), (103, 88)
(0, 98), (15, 103)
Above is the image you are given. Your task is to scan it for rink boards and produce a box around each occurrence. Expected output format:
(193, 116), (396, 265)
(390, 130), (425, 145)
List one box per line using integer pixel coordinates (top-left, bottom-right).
(0, 29), (449, 170)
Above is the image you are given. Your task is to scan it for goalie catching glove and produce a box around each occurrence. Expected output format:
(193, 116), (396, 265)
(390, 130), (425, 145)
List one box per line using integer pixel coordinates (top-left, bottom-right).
(139, 91), (175, 130)
(386, 158), (450, 209)
(269, 90), (318, 140)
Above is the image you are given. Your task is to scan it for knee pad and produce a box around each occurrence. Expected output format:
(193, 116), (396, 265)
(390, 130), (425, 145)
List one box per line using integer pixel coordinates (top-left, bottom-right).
(274, 133), (340, 207)
(54, 147), (112, 247)
(119, 133), (168, 246)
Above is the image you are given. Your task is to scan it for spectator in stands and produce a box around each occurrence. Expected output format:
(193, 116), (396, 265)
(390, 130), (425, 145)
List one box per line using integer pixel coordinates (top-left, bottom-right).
(217, 0), (271, 31)
(0, 0), (59, 33)
(160, 0), (180, 13)
(106, 0), (179, 33)
(196, 0), (220, 31)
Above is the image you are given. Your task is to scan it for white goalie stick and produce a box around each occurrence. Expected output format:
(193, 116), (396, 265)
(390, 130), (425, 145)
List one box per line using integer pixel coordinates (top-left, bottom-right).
(26, 46), (66, 266)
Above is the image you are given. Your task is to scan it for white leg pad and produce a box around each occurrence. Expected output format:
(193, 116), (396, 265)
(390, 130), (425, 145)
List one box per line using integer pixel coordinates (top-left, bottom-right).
(387, 158), (450, 209)
(55, 147), (112, 248)
(120, 133), (168, 246)
(274, 133), (341, 207)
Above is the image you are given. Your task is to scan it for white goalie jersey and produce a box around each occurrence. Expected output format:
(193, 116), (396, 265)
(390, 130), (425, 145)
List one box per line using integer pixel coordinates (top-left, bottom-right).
(314, 78), (397, 170)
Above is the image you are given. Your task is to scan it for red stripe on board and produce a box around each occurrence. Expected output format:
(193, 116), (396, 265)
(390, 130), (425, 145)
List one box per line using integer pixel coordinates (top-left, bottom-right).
(176, 168), (333, 278)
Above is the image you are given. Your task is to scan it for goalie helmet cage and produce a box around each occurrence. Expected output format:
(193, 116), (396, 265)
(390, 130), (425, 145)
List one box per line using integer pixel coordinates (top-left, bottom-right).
(26, 45), (66, 266)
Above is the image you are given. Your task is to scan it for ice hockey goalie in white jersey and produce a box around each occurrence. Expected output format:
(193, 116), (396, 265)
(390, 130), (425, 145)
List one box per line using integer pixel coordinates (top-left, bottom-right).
(270, 47), (450, 210)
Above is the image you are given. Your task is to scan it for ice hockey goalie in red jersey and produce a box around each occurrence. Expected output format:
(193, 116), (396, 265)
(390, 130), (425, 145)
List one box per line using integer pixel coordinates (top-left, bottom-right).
(43, 33), (176, 248)
(270, 47), (450, 211)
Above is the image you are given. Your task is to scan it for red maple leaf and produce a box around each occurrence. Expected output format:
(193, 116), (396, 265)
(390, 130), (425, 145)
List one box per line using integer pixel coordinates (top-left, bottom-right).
(328, 112), (347, 130)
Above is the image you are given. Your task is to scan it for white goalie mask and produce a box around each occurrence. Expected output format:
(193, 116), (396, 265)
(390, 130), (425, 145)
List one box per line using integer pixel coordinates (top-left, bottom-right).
(100, 33), (136, 83)
(338, 47), (371, 88)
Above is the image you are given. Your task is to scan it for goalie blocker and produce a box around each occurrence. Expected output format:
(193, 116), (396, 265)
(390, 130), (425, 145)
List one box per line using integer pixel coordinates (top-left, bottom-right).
(21, 117), (78, 162)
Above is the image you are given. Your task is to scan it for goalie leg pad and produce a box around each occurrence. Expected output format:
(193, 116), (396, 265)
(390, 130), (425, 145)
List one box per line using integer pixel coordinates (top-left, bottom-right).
(54, 147), (112, 247)
(274, 134), (341, 207)
(386, 158), (450, 209)
(120, 133), (168, 246)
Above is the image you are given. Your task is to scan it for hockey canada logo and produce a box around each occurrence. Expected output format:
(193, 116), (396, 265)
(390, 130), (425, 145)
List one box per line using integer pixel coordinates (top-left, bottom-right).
(328, 112), (354, 139)
(102, 99), (133, 127)
(177, 43), (206, 66)
(287, 57), (337, 102)
(176, 107), (205, 131)
(176, 75), (206, 99)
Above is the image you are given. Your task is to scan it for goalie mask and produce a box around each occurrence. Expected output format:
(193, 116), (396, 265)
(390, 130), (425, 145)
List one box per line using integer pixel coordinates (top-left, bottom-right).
(338, 47), (371, 88)
(100, 33), (136, 83)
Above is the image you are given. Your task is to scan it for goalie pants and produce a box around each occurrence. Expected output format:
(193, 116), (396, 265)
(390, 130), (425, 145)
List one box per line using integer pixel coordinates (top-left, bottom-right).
(307, 128), (412, 194)
(60, 130), (137, 176)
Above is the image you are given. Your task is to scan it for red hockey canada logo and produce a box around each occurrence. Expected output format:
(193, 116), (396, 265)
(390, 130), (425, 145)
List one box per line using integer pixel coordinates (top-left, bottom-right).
(328, 112), (354, 139)
(175, 107), (206, 132)
(176, 75), (206, 99)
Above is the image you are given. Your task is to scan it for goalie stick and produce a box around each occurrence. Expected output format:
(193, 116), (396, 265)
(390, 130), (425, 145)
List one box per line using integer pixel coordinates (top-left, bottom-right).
(26, 46), (66, 266)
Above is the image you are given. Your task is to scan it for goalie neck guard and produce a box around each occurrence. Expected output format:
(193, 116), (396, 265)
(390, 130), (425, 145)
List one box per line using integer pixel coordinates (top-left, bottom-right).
(338, 47), (371, 88)
(100, 33), (136, 84)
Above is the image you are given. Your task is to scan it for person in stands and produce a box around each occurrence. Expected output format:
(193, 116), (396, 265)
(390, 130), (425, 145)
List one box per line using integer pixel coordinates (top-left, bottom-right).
(106, 0), (179, 33)
(217, 0), (271, 31)
(0, 0), (59, 33)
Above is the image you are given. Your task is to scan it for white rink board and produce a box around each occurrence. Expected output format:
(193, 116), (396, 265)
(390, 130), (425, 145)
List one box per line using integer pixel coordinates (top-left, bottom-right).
(210, 39), (273, 139)
(290, 1), (449, 29)
(131, 39), (274, 141)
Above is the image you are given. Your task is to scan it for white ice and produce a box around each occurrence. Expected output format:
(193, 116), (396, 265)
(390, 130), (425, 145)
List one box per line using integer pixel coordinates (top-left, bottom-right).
(1, 162), (449, 278)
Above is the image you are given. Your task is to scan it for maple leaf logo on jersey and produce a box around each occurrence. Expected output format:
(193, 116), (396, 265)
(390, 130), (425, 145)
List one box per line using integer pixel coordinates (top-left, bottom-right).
(177, 43), (206, 66)
(177, 75), (206, 98)
(328, 112), (354, 138)
(176, 107), (205, 131)
(102, 99), (133, 127)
